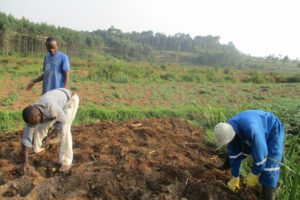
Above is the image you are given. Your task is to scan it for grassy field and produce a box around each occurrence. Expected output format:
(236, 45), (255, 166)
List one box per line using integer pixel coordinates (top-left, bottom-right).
(0, 55), (299, 199)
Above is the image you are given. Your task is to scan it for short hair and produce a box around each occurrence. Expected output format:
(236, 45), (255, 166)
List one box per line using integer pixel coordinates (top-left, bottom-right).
(46, 37), (57, 44)
(22, 106), (40, 123)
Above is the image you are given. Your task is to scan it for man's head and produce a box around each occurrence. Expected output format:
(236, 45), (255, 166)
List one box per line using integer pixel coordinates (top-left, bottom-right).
(214, 123), (236, 150)
(46, 37), (58, 55)
(22, 106), (42, 125)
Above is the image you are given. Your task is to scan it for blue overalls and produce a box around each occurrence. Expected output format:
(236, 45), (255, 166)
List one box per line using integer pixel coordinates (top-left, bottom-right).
(227, 110), (284, 187)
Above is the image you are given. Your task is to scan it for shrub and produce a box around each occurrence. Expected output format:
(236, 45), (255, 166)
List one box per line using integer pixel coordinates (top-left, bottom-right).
(160, 72), (176, 81)
(251, 71), (266, 83)
(112, 72), (129, 83)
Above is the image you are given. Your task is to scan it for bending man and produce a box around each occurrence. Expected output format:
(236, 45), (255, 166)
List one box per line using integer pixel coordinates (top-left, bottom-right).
(214, 110), (284, 200)
(19, 88), (79, 173)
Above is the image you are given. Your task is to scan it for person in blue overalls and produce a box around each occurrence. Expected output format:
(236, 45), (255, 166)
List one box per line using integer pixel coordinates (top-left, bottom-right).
(214, 110), (284, 200)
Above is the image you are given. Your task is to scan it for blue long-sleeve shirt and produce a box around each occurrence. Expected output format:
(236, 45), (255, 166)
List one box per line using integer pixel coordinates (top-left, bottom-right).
(226, 110), (279, 177)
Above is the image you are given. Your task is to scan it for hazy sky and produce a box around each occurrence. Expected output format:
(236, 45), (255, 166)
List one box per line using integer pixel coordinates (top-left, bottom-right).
(1, 0), (300, 59)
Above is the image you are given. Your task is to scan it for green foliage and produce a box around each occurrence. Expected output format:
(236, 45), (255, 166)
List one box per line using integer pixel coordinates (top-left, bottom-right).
(0, 110), (22, 133)
(277, 133), (300, 200)
(198, 89), (211, 95)
(0, 11), (263, 68)
(112, 72), (129, 83)
(1, 12), (299, 71)
(160, 72), (176, 81)
(275, 74), (300, 83)
(2, 99), (298, 134)
(244, 71), (267, 83)
(0, 91), (18, 106)
(63, 57), (300, 84)
(224, 75), (237, 83)
(70, 85), (79, 91)
(201, 128), (217, 148)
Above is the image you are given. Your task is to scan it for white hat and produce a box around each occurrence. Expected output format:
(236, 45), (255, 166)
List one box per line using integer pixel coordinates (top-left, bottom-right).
(214, 123), (236, 150)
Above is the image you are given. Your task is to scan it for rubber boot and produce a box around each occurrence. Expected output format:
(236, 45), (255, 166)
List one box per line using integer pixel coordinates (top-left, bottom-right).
(262, 186), (276, 200)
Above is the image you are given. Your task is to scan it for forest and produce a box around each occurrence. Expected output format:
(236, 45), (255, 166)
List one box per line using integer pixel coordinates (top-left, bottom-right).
(0, 11), (271, 67)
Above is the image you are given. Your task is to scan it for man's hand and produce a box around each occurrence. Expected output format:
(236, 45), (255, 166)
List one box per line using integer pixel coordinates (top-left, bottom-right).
(26, 80), (35, 91)
(26, 74), (44, 91)
(20, 144), (30, 175)
(227, 177), (240, 193)
(42, 136), (51, 148)
(244, 172), (259, 189)
(19, 162), (30, 175)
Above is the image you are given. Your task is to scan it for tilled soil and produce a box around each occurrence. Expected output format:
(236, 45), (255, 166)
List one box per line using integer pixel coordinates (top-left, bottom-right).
(0, 118), (259, 200)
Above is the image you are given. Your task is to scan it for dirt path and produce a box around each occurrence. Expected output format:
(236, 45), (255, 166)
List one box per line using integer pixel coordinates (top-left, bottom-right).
(0, 119), (258, 200)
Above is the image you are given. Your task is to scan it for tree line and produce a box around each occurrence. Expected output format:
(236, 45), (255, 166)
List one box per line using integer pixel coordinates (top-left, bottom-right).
(0, 12), (257, 66)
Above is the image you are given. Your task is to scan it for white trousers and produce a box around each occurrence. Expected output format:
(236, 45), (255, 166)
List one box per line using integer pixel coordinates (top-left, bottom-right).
(33, 94), (79, 165)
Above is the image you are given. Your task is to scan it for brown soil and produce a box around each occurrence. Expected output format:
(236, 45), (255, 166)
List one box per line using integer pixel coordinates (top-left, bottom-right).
(0, 118), (259, 200)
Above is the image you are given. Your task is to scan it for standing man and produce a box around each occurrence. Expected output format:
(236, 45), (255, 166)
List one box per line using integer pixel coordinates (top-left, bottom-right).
(27, 37), (70, 94)
(19, 88), (79, 173)
(214, 110), (284, 200)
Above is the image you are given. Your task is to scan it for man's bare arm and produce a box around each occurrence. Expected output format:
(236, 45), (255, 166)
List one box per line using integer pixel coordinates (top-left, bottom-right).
(19, 144), (30, 175)
(63, 71), (70, 88)
(26, 73), (44, 91)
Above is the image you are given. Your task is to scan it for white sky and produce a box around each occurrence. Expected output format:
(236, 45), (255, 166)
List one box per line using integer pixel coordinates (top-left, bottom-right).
(1, 0), (300, 59)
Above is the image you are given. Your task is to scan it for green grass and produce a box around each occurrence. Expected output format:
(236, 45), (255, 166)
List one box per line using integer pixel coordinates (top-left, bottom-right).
(3, 99), (299, 133)
(277, 133), (300, 200)
(0, 104), (234, 133)
(0, 91), (18, 106)
(0, 110), (22, 134)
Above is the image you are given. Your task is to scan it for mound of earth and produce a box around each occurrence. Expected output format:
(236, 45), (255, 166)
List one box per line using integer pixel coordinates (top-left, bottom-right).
(0, 118), (259, 200)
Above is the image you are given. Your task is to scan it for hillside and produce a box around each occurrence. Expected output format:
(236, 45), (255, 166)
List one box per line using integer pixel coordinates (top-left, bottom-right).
(0, 12), (299, 73)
